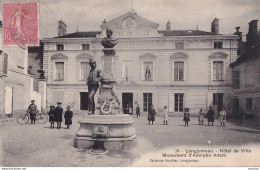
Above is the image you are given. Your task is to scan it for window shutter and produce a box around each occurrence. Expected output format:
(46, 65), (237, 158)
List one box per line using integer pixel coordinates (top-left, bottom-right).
(232, 70), (235, 86)
(3, 53), (8, 75)
(168, 93), (174, 112)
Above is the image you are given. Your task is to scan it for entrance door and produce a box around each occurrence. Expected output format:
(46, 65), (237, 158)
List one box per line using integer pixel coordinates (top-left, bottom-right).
(80, 92), (89, 110)
(5, 86), (13, 115)
(213, 93), (223, 115)
(122, 93), (133, 114)
(233, 98), (239, 117)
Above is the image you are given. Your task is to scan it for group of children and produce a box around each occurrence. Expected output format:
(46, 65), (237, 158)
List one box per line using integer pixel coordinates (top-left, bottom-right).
(197, 107), (227, 127)
(138, 104), (227, 127)
(183, 106), (227, 127)
(48, 102), (73, 129)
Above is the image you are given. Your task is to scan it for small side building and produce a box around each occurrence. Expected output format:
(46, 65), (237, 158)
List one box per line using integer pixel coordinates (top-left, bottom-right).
(230, 20), (260, 127)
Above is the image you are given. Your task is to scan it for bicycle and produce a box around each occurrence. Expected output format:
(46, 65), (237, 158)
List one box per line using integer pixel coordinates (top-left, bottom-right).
(17, 110), (48, 125)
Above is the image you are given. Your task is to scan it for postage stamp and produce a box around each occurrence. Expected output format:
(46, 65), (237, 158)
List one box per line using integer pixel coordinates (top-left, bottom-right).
(2, 2), (38, 46)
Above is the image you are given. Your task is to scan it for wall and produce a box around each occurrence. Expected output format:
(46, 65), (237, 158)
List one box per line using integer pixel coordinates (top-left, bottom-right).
(42, 35), (238, 114)
(233, 56), (260, 116)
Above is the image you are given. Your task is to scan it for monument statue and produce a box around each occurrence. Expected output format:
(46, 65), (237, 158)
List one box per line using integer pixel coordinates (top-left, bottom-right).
(101, 29), (118, 55)
(101, 29), (118, 48)
(87, 58), (104, 115)
(74, 28), (136, 154)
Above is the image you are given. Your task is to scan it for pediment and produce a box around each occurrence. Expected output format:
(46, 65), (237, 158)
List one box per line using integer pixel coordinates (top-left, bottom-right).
(101, 11), (159, 29)
(97, 11), (162, 38)
(76, 53), (94, 59)
(139, 53), (157, 60)
(170, 52), (189, 59)
(51, 53), (68, 60)
(209, 52), (228, 59)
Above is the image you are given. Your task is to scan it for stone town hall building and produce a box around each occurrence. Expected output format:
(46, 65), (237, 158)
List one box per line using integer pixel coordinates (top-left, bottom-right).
(41, 10), (239, 115)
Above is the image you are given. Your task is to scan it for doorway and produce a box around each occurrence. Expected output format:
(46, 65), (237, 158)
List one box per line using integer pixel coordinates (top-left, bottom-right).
(122, 93), (133, 114)
(213, 93), (224, 115)
(233, 98), (239, 117)
(80, 92), (89, 110)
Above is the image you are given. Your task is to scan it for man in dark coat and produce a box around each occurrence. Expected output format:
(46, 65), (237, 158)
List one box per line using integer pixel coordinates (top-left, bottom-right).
(64, 106), (73, 129)
(28, 100), (37, 124)
(207, 106), (215, 126)
(87, 58), (104, 115)
(148, 104), (156, 125)
(183, 108), (190, 127)
(136, 104), (140, 118)
(55, 102), (63, 129)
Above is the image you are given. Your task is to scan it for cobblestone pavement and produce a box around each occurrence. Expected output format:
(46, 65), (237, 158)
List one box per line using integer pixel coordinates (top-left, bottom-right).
(1, 113), (260, 167)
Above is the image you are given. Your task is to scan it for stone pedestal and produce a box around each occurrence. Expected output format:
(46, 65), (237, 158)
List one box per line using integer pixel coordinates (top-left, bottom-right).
(38, 78), (47, 109)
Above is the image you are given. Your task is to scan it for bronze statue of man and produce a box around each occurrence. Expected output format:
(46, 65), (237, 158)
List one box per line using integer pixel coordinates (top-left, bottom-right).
(87, 58), (103, 114)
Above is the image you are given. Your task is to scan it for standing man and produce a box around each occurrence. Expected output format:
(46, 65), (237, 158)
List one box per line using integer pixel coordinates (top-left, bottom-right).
(87, 58), (104, 115)
(148, 104), (156, 125)
(28, 100), (37, 124)
(206, 106), (215, 126)
(136, 104), (140, 118)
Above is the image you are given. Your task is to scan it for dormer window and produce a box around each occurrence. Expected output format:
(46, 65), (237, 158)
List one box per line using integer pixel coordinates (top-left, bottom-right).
(214, 42), (223, 49)
(57, 44), (64, 51)
(175, 42), (184, 50)
(82, 44), (89, 51)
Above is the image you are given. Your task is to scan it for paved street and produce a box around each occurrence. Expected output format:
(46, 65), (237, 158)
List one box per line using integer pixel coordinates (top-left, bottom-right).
(1, 113), (260, 167)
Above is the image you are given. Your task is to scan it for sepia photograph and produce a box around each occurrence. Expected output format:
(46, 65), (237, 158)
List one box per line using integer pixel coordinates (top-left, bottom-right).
(0, 0), (260, 168)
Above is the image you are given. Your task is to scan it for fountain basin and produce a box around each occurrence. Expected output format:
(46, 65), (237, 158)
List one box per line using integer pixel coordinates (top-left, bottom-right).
(74, 114), (136, 149)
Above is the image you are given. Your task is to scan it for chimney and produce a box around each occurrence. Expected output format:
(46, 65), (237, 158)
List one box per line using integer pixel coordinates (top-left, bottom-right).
(234, 27), (243, 55)
(211, 17), (219, 34)
(166, 20), (171, 30)
(58, 20), (67, 37)
(246, 20), (258, 45)
(234, 26), (242, 41)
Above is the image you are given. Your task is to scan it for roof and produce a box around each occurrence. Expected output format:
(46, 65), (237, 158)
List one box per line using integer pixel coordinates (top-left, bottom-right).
(230, 45), (260, 68)
(56, 31), (101, 38)
(159, 30), (216, 36)
(56, 30), (216, 38)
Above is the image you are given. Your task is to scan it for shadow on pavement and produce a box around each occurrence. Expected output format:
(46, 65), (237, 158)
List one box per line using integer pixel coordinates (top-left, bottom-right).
(60, 134), (74, 139)
(224, 128), (260, 134)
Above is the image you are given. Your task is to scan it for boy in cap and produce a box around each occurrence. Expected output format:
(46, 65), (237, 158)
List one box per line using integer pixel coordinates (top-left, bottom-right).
(55, 102), (63, 129)
(48, 105), (55, 129)
(28, 100), (38, 124)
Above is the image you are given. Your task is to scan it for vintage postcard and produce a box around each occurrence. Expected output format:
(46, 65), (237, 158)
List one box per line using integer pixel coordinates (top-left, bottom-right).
(0, 0), (260, 168)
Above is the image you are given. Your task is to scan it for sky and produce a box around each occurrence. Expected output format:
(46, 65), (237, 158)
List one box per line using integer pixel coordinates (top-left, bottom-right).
(1, 0), (260, 38)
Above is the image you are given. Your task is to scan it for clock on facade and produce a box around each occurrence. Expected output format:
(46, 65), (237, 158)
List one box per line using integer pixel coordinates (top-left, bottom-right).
(125, 19), (134, 29)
